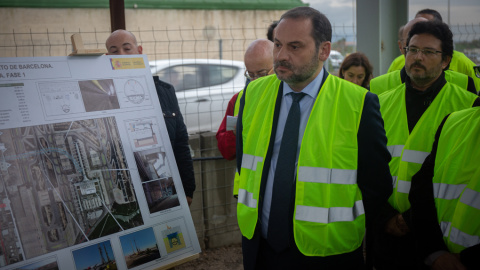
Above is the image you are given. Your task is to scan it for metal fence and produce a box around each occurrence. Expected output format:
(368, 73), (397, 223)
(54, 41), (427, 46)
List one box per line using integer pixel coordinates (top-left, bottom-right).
(1, 24), (479, 249)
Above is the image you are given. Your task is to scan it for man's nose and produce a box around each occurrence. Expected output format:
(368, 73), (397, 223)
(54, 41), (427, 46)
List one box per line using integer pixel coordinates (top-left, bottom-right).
(275, 47), (287, 62)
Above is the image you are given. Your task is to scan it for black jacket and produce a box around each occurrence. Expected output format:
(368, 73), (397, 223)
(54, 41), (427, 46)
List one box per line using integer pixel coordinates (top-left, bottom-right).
(154, 76), (195, 198)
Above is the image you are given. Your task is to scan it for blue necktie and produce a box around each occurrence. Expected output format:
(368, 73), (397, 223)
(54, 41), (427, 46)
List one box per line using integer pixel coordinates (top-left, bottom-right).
(267, 92), (306, 253)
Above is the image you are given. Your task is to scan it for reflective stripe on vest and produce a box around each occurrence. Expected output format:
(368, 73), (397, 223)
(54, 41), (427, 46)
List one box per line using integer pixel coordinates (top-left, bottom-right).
(241, 154), (263, 171)
(433, 183), (467, 200)
(387, 145), (404, 157)
(237, 188), (257, 209)
(392, 176), (398, 189)
(295, 200), (364, 224)
(441, 221), (451, 237)
(396, 180), (411, 194)
(441, 222), (480, 249)
(460, 188), (480, 210)
(450, 227), (480, 248)
(298, 167), (357, 185)
(401, 149), (430, 164)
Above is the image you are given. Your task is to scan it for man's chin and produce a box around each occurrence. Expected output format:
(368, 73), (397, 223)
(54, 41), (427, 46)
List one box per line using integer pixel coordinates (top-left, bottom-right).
(408, 70), (425, 78)
(275, 70), (290, 81)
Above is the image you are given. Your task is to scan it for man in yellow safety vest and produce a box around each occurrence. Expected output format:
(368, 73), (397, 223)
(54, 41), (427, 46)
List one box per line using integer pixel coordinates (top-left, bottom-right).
(236, 6), (392, 270)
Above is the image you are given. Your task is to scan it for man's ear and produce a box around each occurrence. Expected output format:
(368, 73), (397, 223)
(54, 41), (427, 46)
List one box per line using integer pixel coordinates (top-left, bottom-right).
(138, 45), (143, 54)
(398, 40), (404, 54)
(442, 55), (452, 70)
(318, 41), (331, 62)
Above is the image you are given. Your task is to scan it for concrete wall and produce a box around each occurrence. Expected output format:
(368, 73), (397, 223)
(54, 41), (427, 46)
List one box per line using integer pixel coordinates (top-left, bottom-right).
(0, 8), (284, 61)
(0, 8), (284, 32)
(189, 132), (242, 249)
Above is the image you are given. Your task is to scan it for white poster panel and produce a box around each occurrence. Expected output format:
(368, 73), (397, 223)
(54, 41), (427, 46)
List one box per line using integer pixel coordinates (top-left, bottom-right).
(0, 55), (201, 270)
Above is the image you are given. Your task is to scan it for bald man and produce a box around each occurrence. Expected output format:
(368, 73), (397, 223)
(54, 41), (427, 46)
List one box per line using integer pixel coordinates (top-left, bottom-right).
(106, 30), (196, 206)
(216, 39), (274, 197)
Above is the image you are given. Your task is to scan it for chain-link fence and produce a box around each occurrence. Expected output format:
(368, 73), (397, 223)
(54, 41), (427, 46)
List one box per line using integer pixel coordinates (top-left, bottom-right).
(1, 24), (479, 249)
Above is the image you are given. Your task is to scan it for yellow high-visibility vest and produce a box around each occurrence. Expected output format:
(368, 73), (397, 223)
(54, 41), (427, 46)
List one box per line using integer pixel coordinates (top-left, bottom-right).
(432, 107), (480, 253)
(379, 82), (477, 212)
(238, 74), (367, 256)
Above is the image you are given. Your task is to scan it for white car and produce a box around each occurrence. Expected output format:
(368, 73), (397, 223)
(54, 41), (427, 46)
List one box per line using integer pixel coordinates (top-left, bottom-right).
(328, 50), (344, 69)
(150, 59), (246, 134)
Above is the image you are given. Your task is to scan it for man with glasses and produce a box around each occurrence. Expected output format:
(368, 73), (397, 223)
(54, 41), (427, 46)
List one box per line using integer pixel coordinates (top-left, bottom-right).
(216, 39), (273, 197)
(370, 17), (477, 95)
(372, 20), (480, 270)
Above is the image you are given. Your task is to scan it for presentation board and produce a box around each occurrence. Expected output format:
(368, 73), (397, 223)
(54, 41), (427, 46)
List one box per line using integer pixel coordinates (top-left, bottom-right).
(0, 55), (201, 270)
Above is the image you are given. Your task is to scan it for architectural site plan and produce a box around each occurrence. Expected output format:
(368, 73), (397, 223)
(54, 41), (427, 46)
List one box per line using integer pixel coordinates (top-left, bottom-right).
(0, 55), (200, 270)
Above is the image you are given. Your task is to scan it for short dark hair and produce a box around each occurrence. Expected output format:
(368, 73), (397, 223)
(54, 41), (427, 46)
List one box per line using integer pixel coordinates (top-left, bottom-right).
(266, 21), (278, 42)
(416, 8), (443, 22)
(339, 52), (374, 88)
(406, 20), (453, 70)
(280, 7), (332, 49)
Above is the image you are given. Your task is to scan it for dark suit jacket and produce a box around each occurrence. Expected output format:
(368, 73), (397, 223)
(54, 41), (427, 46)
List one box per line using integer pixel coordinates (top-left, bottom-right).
(154, 76), (196, 198)
(236, 70), (393, 269)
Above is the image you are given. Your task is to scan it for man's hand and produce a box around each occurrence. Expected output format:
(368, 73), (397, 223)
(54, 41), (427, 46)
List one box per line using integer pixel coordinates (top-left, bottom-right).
(385, 213), (410, 236)
(187, 196), (192, 206)
(432, 252), (466, 270)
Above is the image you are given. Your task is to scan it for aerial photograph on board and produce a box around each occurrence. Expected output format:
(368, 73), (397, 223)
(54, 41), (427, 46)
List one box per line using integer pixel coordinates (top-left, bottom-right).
(0, 117), (143, 266)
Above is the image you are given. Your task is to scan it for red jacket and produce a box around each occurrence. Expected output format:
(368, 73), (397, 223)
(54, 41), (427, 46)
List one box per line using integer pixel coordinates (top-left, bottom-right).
(216, 92), (239, 160)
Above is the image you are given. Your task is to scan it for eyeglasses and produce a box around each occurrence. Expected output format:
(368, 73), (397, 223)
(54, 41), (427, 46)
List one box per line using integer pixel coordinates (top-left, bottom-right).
(244, 68), (273, 80)
(474, 66), (480, 79)
(404, 46), (443, 57)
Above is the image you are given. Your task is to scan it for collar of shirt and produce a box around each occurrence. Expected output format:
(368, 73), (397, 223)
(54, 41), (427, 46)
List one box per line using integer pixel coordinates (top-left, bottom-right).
(282, 68), (324, 100)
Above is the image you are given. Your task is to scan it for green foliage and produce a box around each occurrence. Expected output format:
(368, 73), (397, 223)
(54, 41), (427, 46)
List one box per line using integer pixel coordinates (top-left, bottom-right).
(455, 39), (480, 51)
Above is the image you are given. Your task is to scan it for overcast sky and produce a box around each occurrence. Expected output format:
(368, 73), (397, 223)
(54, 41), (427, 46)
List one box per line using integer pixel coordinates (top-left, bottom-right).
(305, 0), (480, 26)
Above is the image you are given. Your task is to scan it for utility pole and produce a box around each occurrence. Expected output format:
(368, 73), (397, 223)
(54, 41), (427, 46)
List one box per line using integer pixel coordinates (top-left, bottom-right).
(110, 0), (126, 32)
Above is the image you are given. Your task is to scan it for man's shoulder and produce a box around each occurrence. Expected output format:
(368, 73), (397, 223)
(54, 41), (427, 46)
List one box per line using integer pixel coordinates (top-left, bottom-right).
(377, 83), (404, 100)
(248, 74), (279, 87)
(153, 75), (174, 88)
(370, 70), (402, 95)
(453, 50), (472, 61)
(331, 75), (367, 94)
(452, 50), (476, 68)
(387, 55), (405, 73)
(444, 80), (477, 96)
(445, 69), (468, 78)
(372, 70), (401, 82)
(153, 76), (175, 94)
(244, 75), (280, 97)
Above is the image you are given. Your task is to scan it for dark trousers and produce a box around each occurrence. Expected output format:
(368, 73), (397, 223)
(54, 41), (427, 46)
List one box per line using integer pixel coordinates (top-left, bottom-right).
(246, 237), (365, 270)
(372, 231), (428, 270)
